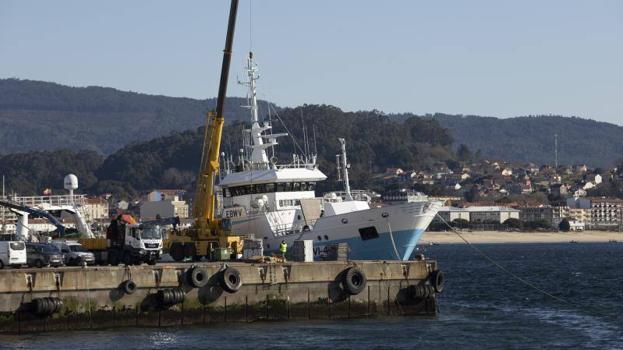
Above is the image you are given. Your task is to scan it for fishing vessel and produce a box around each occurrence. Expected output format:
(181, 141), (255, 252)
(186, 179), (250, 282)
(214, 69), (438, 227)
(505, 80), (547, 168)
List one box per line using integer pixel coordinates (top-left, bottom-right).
(219, 52), (442, 260)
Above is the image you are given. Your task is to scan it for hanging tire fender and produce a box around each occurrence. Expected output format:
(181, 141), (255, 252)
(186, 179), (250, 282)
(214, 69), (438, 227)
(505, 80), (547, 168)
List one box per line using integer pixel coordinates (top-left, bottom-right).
(342, 266), (367, 295)
(121, 279), (137, 295)
(430, 270), (444, 293)
(187, 266), (209, 288)
(219, 267), (242, 293)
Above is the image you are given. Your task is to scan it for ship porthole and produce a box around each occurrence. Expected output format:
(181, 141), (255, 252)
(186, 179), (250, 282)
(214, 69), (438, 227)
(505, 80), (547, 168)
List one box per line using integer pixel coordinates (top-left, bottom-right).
(382, 212), (389, 218)
(341, 218), (348, 224)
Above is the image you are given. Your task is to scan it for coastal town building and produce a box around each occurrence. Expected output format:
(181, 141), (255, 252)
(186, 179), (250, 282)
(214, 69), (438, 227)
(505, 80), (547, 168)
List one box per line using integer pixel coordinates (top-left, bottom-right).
(140, 189), (189, 220)
(467, 206), (520, 224)
(82, 197), (109, 222)
(436, 206), (470, 223)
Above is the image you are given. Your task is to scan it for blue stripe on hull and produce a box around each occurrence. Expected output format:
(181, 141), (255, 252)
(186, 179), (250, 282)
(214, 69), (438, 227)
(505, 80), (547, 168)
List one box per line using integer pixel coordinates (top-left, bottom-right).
(315, 228), (426, 261)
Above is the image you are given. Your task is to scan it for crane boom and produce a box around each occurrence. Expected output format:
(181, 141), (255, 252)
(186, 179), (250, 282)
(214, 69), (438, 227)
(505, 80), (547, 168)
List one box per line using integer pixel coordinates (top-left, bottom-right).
(193, 0), (239, 232)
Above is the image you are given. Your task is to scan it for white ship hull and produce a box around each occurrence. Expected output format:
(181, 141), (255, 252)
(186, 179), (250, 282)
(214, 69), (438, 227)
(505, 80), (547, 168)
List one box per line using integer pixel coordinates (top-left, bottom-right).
(229, 200), (442, 260)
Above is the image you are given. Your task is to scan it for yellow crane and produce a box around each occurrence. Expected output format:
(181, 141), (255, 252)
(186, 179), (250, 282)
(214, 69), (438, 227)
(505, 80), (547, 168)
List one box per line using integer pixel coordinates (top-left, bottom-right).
(167, 0), (241, 261)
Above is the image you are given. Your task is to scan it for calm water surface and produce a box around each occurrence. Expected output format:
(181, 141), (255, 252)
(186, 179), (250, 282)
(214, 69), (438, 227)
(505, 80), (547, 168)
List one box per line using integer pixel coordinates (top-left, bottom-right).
(1, 243), (622, 350)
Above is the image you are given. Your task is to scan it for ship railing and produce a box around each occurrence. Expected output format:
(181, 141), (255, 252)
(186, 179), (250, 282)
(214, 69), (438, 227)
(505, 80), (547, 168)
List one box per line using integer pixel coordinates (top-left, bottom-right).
(324, 190), (372, 203)
(7, 194), (87, 207)
(0, 195), (87, 223)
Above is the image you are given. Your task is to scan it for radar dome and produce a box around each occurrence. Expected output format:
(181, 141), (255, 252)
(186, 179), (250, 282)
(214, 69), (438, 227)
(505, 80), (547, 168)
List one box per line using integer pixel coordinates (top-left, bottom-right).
(64, 174), (79, 191)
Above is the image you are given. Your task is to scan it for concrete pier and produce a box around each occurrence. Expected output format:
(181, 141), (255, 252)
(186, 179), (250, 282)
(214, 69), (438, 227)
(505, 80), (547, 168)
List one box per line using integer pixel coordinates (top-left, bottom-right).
(0, 259), (441, 333)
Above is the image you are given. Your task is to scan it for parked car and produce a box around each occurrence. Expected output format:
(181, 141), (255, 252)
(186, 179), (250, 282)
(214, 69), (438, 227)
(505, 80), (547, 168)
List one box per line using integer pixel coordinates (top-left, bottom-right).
(52, 241), (95, 266)
(0, 241), (27, 268)
(26, 243), (63, 268)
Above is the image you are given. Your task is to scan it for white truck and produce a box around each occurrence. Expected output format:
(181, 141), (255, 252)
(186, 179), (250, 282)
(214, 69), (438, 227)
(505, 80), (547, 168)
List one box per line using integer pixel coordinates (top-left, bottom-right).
(80, 214), (164, 265)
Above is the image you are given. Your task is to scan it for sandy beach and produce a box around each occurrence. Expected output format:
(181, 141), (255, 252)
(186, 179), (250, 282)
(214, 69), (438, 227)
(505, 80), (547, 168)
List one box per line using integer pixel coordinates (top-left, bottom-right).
(420, 230), (623, 245)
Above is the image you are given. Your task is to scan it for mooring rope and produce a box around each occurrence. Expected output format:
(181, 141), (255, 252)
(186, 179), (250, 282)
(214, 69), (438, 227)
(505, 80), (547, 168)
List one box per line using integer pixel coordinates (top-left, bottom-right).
(435, 214), (570, 304)
(386, 221), (402, 261)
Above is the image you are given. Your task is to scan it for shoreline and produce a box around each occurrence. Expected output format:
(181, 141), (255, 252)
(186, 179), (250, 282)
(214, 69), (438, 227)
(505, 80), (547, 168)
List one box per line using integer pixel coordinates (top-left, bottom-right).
(420, 230), (622, 245)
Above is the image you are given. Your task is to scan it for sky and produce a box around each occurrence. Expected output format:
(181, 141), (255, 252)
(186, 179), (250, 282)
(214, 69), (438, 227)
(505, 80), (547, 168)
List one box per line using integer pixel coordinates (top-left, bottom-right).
(1, 0), (622, 124)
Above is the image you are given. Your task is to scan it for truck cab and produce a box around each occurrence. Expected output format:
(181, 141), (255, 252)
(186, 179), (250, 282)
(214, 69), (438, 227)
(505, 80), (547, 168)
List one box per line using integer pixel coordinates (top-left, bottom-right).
(120, 223), (163, 265)
(106, 215), (163, 265)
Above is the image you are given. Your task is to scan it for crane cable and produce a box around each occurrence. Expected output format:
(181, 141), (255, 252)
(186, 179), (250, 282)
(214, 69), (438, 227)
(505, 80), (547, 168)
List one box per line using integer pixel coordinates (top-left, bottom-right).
(435, 214), (570, 304)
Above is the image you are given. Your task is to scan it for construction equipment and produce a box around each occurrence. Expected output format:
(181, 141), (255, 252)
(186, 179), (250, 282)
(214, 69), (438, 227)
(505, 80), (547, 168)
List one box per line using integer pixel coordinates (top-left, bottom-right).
(166, 0), (241, 261)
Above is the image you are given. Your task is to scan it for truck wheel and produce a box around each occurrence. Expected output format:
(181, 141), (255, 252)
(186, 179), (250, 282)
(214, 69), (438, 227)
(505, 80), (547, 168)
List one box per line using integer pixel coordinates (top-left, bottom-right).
(148, 259), (157, 266)
(34, 259), (44, 268)
(170, 243), (184, 262)
(0, 260), (4, 269)
(122, 251), (132, 265)
(183, 243), (197, 260)
(109, 252), (120, 266)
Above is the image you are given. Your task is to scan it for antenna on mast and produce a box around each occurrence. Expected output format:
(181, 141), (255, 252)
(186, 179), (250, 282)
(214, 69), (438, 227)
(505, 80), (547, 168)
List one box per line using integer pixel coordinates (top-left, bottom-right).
(312, 124), (318, 156)
(338, 138), (353, 201)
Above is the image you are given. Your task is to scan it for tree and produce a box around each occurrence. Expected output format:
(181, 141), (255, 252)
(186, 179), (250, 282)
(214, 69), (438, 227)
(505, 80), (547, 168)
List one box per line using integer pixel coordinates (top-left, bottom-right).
(457, 144), (472, 161)
(559, 218), (571, 232)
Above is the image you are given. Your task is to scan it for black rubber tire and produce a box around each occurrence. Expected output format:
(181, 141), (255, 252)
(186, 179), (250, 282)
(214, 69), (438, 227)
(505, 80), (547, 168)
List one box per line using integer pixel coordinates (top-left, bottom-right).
(342, 267), (366, 295)
(122, 280), (137, 294)
(50, 298), (62, 313)
(122, 251), (133, 266)
(157, 288), (185, 306)
(170, 243), (184, 262)
(219, 267), (242, 293)
(430, 270), (444, 293)
(0, 260), (4, 269)
(175, 288), (185, 303)
(108, 251), (120, 266)
(34, 259), (44, 268)
(188, 266), (209, 288)
(34, 298), (46, 315)
(183, 243), (197, 260)
(156, 290), (167, 305)
(147, 259), (157, 266)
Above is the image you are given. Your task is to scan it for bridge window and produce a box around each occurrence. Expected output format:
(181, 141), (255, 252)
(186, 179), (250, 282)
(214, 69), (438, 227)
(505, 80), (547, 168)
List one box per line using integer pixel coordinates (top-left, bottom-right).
(225, 181), (318, 197)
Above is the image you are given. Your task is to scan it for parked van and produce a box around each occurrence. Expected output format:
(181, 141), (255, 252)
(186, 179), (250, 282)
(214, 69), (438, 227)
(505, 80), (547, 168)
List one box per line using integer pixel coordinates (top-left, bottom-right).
(52, 241), (95, 266)
(26, 243), (64, 268)
(0, 241), (27, 268)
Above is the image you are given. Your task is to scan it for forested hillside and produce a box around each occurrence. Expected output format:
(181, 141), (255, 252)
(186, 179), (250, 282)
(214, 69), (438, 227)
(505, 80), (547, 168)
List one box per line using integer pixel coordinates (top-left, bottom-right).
(2, 79), (622, 167)
(0, 79), (257, 154)
(0, 105), (454, 197)
(432, 114), (623, 167)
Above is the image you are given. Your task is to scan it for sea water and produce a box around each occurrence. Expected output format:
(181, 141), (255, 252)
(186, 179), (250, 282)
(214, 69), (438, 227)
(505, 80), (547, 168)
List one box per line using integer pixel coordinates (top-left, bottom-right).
(1, 243), (621, 350)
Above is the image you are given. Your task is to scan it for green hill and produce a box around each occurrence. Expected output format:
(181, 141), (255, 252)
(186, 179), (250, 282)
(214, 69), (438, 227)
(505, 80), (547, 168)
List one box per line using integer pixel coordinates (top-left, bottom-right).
(0, 78), (257, 154)
(431, 113), (623, 167)
(1, 104), (454, 197)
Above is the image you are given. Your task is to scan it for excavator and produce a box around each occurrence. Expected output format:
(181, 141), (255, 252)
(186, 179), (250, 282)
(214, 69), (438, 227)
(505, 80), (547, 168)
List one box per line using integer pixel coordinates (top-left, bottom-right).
(165, 0), (242, 262)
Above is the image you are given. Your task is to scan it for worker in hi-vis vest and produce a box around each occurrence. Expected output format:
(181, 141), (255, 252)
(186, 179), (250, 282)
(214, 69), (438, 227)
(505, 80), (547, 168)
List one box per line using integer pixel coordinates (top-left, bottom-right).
(279, 240), (287, 261)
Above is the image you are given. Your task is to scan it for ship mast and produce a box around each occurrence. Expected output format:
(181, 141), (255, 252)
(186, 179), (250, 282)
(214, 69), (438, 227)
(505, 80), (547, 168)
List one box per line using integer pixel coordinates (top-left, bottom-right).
(240, 52), (285, 169)
(338, 138), (353, 201)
